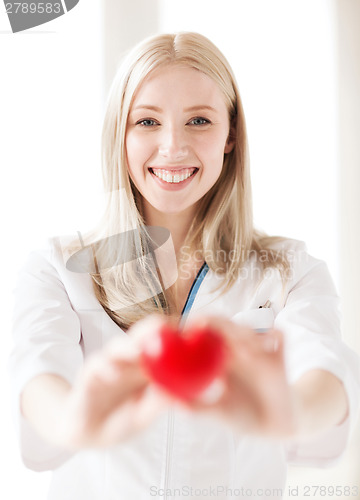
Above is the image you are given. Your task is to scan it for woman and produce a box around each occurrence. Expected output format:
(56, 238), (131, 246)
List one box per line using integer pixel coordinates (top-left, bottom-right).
(10, 32), (360, 500)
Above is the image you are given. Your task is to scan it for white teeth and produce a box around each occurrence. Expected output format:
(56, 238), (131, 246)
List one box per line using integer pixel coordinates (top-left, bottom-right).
(151, 168), (196, 183)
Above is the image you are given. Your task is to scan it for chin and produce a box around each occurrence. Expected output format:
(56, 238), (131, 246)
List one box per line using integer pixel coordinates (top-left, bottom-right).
(157, 206), (187, 215)
(144, 197), (198, 219)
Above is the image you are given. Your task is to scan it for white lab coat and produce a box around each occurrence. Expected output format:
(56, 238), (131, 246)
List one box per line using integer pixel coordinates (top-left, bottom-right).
(9, 235), (360, 500)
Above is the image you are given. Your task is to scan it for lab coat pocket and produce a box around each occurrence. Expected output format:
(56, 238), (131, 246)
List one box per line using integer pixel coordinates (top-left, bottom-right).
(231, 308), (274, 333)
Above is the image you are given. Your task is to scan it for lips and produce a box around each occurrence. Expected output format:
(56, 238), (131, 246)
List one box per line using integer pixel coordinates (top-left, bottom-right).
(149, 167), (198, 184)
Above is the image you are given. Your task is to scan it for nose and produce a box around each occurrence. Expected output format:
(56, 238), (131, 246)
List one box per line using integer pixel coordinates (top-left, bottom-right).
(158, 126), (188, 160)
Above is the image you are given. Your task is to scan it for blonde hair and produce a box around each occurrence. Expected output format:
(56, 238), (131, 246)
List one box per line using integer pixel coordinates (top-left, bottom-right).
(68, 32), (289, 330)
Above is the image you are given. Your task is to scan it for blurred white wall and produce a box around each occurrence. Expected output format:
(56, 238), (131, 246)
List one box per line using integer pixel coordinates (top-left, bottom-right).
(1, 0), (359, 498)
(336, 0), (360, 357)
(101, 0), (160, 97)
(336, 2), (360, 496)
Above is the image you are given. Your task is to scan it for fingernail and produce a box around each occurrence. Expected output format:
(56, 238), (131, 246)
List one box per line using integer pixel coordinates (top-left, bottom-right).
(262, 336), (279, 352)
(198, 378), (225, 404)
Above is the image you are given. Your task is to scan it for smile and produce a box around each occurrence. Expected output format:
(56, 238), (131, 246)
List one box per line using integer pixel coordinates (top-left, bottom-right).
(149, 167), (198, 184)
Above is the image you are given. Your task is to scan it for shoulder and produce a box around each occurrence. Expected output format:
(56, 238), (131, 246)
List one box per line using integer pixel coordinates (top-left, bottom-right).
(17, 232), (94, 293)
(259, 237), (321, 271)
(251, 232), (308, 264)
(259, 236), (307, 253)
(20, 233), (83, 272)
(251, 236), (314, 276)
(252, 235), (335, 297)
(272, 239), (338, 301)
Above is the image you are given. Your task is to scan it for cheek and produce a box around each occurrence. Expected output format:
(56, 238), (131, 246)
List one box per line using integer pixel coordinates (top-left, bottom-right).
(198, 133), (228, 170)
(199, 126), (228, 150)
(125, 133), (149, 177)
(125, 133), (138, 163)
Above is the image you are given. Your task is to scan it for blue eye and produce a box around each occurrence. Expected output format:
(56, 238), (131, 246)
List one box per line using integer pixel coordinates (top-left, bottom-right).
(137, 119), (158, 127)
(189, 117), (210, 126)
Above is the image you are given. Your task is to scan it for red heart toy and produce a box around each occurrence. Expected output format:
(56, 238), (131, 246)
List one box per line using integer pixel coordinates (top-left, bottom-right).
(140, 323), (226, 400)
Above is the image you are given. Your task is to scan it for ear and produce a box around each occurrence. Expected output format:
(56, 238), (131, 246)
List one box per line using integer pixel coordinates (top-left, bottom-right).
(224, 121), (236, 154)
(224, 137), (235, 154)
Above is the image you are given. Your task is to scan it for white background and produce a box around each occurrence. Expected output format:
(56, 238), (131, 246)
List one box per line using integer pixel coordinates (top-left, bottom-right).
(0, 1), (103, 497)
(0, 1), (358, 498)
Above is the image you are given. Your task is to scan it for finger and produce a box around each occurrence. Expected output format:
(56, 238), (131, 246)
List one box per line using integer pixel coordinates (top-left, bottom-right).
(101, 385), (173, 444)
(81, 349), (147, 389)
(194, 378), (226, 405)
(103, 335), (141, 362)
(231, 328), (284, 359)
(129, 314), (170, 343)
(257, 329), (284, 355)
(173, 377), (227, 415)
(135, 384), (174, 418)
(103, 314), (172, 362)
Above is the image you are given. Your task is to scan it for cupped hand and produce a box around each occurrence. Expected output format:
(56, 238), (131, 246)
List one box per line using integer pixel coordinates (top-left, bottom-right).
(60, 315), (173, 449)
(179, 316), (297, 438)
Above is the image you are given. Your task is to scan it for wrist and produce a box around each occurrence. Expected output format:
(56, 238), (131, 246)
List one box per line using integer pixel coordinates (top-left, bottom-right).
(290, 369), (349, 439)
(21, 374), (75, 449)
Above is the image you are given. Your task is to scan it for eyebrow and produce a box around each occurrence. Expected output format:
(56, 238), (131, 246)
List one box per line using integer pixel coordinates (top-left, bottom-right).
(132, 104), (218, 113)
(132, 105), (162, 112)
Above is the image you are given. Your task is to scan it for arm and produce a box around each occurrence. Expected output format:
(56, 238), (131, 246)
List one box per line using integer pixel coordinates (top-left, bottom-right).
(291, 369), (348, 439)
(179, 316), (350, 441)
(21, 374), (73, 449)
(10, 243), (171, 458)
(20, 321), (171, 450)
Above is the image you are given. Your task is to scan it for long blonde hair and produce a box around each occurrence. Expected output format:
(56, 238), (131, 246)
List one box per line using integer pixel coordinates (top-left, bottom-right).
(67, 32), (289, 330)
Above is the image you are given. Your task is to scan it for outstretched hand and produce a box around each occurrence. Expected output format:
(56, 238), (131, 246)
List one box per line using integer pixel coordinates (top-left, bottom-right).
(53, 313), (346, 449)
(60, 316), (173, 449)
(177, 316), (297, 438)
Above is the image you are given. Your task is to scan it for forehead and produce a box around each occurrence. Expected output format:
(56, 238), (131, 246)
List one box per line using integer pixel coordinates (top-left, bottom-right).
(130, 64), (228, 111)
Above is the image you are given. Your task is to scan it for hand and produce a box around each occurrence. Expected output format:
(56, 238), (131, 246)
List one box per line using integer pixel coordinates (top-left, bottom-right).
(59, 316), (172, 449)
(179, 316), (297, 438)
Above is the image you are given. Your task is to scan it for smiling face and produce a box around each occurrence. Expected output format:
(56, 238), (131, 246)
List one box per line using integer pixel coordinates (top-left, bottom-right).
(125, 64), (234, 220)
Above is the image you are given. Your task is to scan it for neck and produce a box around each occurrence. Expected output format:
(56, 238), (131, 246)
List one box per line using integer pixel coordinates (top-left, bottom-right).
(143, 203), (196, 256)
